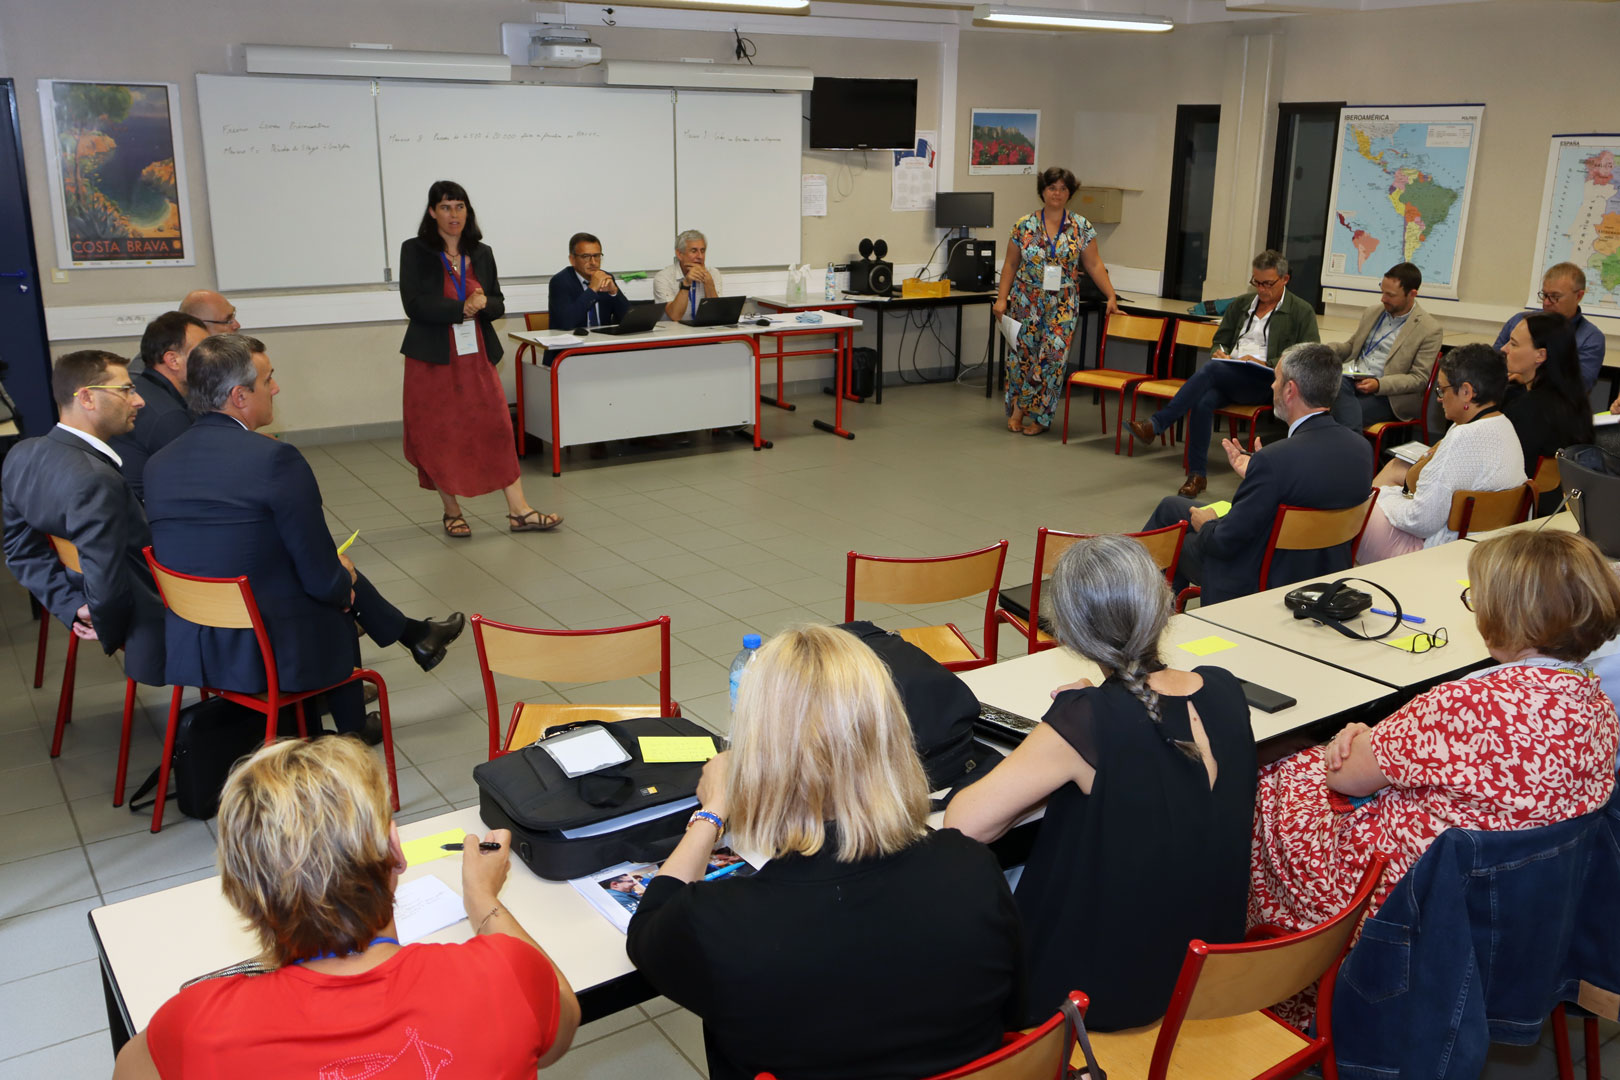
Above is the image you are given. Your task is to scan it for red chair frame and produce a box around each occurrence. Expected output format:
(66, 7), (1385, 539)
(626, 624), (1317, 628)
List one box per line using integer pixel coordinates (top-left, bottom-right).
(142, 547), (397, 833)
(1062, 313), (1169, 453)
(1363, 350), (1443, 458)
(845, 541), (1009, 672)
(1128, 317), (1221, 457)
(1177, 494), (1378, 612)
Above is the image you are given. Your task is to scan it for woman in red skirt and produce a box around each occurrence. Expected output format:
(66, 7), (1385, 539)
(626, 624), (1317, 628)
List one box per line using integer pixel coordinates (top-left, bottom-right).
(398, 180), (561, 537)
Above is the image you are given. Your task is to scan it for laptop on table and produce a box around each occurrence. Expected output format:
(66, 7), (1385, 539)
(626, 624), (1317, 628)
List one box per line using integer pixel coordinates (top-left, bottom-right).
(680, 295), (747, 327)
(589, 300), (664, 336)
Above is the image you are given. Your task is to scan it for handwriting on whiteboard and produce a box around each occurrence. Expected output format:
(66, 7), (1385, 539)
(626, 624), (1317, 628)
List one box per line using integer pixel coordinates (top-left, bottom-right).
(384, 130), (605, 144)
(216, 119), (352, 157)
(681, 129), (785, 143)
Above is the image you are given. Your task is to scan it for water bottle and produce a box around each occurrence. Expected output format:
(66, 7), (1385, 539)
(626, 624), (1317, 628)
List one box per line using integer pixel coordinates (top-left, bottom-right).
(825, 262), (836, 301)
(729, 633), (762, 711)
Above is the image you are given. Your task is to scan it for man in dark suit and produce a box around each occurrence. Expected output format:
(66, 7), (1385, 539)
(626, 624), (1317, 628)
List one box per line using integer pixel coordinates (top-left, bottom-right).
(108, 310), (209, 501)
(2, 350), (165, 686)
(143, 334), (463, 738)
(548, 232), (630, 331)
(1142, 343), (1374, 606)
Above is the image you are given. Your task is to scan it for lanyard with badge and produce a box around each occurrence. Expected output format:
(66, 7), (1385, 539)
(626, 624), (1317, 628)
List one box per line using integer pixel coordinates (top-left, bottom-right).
(1040, 209), (1066, 293)
(443, 252), (479, 356)
(1359, 312), (1403, 361)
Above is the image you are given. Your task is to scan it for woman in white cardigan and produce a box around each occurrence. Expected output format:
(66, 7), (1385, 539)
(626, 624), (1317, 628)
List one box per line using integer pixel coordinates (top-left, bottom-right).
(1357, 344), (1525, 563)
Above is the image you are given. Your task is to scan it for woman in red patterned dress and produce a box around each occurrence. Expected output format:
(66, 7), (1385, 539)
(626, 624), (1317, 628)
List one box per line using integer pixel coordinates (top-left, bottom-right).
(1251, 530), (1620, 941)
(398, 180), (561, 538)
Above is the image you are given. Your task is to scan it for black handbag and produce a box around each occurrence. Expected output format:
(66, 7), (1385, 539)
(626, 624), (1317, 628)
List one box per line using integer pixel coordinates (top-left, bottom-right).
(473, 714), (716, 881)
(1559, 444), (1620, 557)
(1283, 578), (1403, 641)
(128, 697), (266, 819)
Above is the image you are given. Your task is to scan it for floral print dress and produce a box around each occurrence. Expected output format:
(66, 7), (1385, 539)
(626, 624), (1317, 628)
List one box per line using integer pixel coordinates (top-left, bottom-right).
(1006, 210), (1096, 428)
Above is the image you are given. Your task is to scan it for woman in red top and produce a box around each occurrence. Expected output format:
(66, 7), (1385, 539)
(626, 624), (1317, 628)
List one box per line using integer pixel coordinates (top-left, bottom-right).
(113, 737), (580, 1079)
(398, 180), (561, 538)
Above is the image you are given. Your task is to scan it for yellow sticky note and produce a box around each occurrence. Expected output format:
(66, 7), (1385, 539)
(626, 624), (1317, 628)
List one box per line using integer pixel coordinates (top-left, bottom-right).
(639, 736), (718, 763)
(1204, 501), (1233, 517)
(1386, 633), (1427, 653)
(401, 828), (470, 868)
(1179, 635), (1237, 657)
(336, 529), (360, 555)
(1456, 579), (1469, 587)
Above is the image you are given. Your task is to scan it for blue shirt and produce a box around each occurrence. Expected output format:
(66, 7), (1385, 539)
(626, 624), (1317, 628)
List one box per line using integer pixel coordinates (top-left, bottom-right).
(1494, 308), (1607, 391)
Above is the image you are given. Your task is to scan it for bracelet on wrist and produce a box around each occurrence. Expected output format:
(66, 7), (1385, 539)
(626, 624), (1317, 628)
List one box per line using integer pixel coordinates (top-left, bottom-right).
(687, 809), (724, 834)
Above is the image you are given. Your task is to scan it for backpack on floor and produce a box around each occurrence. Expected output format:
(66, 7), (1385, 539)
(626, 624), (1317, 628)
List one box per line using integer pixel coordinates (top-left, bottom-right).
(128, 697), (266, 820)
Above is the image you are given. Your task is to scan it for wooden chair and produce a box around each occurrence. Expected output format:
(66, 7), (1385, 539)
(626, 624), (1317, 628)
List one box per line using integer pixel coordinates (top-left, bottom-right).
(1532, 456), (1561, 499)
(1213, 396), (1273, 452)
(1000, 524), (1187, 655)
(142, 547), (397, 833)
(471, 614), (678, 759)
(845, 542), (1009, 672)
(1176, 494), (1378, 612)
(1062, 313), (1169, 453)
(758, 991), (1089, 1080)
(40, 537), (140, 807)
(1128, 319), (1220, 457)
(1550, 1003), (1604, 1080)
(1364, 351), (1442, 458)
(1448, 484), (1534, 540)
(1081, 859), (1386, 1080)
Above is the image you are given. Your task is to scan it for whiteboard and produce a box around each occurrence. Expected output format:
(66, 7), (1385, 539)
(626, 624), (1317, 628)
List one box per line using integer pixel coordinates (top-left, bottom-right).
(674, 91), (801, 269)
(195, 75), (386, 290)
(375, 83), (676, 280)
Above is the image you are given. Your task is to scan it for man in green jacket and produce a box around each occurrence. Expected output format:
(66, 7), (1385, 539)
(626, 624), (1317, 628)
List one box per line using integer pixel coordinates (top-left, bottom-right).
(1129, 250), (1320, 496)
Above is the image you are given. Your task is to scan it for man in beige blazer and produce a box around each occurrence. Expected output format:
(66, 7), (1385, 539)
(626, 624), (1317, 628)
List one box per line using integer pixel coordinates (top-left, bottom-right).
(1327, 261), (1443, 430)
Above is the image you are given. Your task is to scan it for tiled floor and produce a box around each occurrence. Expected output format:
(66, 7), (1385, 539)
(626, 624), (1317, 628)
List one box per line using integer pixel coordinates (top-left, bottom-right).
(1, 377), (1615, 1077)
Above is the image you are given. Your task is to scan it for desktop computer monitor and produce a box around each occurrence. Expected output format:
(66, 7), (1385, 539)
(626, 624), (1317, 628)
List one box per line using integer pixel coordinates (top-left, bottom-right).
(935, 191), (994, 230)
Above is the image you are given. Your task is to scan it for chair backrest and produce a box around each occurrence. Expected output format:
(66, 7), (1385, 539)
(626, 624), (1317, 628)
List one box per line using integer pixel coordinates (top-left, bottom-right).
(1173, 318), (1219, 351)
(1447, 484), (1533, 537)
(1260, 494), (1379, 591)
(1531, 456), (1561, 496)
(143, 546), (284, 699)
(47, 535), (81, 573)
(1099, 313), (1168, 378)
(1022, 526), (1185, 651)
(1413, 351), (1443, 442)
(471, 615), (673, 759)
(847, 542), (1009, 608)
(524, 312), (551, 332)
(1147, 859), (1386, 1079)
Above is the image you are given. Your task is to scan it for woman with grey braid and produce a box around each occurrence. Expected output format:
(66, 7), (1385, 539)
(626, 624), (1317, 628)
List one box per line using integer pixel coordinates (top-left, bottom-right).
(946, 535), (1256, 1030)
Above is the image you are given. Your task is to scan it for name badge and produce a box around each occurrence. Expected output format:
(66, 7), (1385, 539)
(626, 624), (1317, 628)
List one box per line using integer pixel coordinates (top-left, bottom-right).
(1042, 264), (1061, 292)
(452, 321), (479, 356)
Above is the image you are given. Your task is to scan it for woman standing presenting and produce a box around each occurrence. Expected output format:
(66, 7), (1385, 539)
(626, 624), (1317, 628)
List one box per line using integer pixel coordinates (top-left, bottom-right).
(399, 180), (560, 537)
(993, 167), (1121, 436)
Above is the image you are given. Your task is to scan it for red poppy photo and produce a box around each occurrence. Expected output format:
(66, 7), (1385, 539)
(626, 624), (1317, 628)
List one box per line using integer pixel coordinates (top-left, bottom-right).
(970, 109), (1039, 175)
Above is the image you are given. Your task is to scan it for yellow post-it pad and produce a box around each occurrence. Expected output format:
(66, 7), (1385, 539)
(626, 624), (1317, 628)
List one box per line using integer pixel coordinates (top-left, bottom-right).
(1204, 500), (1233, 517)
(1179, 635), (1237, 657)
(1386, 633), (1429, 653)
(401, 828), (471, 868)
(638, 736), (718, 763)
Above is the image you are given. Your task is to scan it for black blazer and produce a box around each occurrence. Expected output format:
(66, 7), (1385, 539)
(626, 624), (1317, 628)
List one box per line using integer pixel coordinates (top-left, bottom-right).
(547, 266), (630, 331)
(397, 236), (506, 365)
(627, 827), (1024, 1080)
(1197, 411), (1374, 605)
(1, 427), (166, 685)
(144, 413), (358, 694)
(108, 367), (192, 501)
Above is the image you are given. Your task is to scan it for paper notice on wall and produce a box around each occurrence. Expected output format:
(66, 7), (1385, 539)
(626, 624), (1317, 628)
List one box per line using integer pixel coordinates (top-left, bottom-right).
(801, 173), (828, 217)
(891, 131), (938, 212)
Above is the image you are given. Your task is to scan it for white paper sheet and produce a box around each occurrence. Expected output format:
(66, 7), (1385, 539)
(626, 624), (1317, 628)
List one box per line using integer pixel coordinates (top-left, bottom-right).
(394, 876), (466, 944)
(999, 314), (1022, 350)
(800, 173), (828, 217)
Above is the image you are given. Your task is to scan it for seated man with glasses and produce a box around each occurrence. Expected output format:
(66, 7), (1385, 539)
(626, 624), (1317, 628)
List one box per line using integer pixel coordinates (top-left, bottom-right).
(548, 232), (630, 332)
(178, 289), (241, 335)
(1, 350), (166, 689)
(1495, 262), (1606, 392)
(1130, 250), (1320, 498)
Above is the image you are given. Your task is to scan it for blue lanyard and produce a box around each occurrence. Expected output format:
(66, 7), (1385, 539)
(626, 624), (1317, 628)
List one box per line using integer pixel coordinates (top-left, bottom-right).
(1041, 209), (1066, 261)
(1360, 312), (1404, 360)
(440, 252), (467, 304)
(293, 936), (399, 964)
(689, 281), (699, 313)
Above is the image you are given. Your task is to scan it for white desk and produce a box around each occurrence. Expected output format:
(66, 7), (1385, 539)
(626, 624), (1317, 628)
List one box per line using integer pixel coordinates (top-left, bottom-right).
(1463, 509), (1579, 541)
(510, 314), (861, 475)
(959, 614), (1393, 746)
(1190, 540), (1486, 690)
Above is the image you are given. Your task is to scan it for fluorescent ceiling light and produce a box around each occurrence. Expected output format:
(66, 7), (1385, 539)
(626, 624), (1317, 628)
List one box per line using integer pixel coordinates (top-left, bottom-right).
(622, 0), (810, 12)
(971, 6), (1174, 31)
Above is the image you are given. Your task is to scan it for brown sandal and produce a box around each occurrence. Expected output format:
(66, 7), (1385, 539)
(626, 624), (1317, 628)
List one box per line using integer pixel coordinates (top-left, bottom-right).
(442, 513), (471, 539)
(1021, 422), (1048, 436)
(508, 509), (563, 533)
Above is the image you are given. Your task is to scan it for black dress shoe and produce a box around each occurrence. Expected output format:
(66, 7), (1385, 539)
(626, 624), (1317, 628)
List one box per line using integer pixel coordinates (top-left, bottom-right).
(353, 711), (384, 746)
(409, 612), (466, 672)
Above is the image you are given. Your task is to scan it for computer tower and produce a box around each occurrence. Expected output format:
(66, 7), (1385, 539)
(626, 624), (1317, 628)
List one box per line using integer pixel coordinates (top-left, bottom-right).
(945, 238), (996, 292)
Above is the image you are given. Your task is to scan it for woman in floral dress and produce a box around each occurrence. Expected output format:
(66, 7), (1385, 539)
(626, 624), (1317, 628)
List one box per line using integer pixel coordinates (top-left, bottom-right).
(993, 167), (1120, 435)
(1250, 530), (1620, 942)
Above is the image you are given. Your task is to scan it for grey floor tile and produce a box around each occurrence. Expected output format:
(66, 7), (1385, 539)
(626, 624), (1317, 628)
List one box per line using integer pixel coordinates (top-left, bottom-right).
(417, 749), (487, 805)
(0, 897), (100, 985)
(541, 1018), (702, 1080)
(391, 712), (488, 768)
(85, 817), (217, 894)
(0, 803), (81, 866)
(572, 1007), (649, 1048)
(653, 1007), (711, 1078)
(0, 849), (97, 920)
(69, 791), (184, 845)
(0, 960), (107, 1059)
(0, 762), (63, 815)
(0, 1030), (112, 1080)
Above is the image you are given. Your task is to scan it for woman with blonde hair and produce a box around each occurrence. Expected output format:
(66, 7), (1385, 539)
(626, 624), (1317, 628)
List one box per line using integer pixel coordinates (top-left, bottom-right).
(113, 737), (579, 1079)
(627, 624), (1023, 1080)
(946, 535), (1256, 1030)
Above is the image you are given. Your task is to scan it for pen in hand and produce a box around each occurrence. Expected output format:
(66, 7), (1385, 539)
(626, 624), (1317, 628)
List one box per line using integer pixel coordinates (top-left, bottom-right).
(703, 861), (748, 881)
(441, 842), (503, 852)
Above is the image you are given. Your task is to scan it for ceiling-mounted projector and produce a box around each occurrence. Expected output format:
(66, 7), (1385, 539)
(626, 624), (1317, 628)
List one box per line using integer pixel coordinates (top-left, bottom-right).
(530, 27), (601, 68)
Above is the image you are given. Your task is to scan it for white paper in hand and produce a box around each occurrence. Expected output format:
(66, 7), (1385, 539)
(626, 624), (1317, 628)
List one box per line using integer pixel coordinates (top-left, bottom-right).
(999, 314), (1022, 350)
(394, 876), (467, 944)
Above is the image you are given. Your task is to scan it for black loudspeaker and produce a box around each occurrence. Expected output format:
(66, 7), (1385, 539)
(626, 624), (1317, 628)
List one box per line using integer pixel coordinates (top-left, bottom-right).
(944, 238), (996, 291)
(849, 237), (893, 295)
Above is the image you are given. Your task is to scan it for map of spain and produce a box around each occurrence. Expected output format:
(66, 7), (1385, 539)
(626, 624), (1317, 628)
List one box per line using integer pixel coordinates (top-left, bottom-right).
(1530, 138), (1620, 319)
(1323, 106), (1482, 299)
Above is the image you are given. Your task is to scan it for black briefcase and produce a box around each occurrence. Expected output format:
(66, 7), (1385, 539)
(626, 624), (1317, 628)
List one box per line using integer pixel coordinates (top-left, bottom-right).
(129, 697), (266, 820)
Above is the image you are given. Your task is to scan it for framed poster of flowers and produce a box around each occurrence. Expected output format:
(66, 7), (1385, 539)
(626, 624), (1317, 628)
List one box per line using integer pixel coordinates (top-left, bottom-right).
(969, 109), (1039, 175)
(38, 79), (195, 268)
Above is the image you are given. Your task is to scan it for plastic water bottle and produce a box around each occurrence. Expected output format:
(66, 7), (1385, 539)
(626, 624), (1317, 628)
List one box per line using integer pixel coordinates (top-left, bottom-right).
(729, 633), (762, 711)
(825, 262), (836, 301)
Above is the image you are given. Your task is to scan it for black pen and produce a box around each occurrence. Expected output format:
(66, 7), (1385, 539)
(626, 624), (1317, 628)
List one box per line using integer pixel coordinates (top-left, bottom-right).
(441, 842), (503, 852)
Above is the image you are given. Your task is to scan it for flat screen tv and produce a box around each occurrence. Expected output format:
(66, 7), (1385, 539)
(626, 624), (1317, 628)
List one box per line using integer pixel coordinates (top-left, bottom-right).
(935, 192), (995, 229)
(809, 78), (917, 151)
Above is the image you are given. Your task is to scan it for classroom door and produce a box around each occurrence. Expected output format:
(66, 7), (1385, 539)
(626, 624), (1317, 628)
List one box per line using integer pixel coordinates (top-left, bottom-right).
(1266, 102), (1345, 313)
(1161, 105), (1221, 303)
(0, 78), (56, 437)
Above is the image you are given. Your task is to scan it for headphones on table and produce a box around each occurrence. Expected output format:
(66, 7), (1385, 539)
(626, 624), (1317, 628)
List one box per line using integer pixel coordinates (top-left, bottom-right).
(1283, 577), (1403, 641)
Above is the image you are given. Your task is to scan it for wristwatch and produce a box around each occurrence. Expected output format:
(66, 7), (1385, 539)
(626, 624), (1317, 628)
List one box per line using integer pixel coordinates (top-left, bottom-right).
(687, 809), (724, 833)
